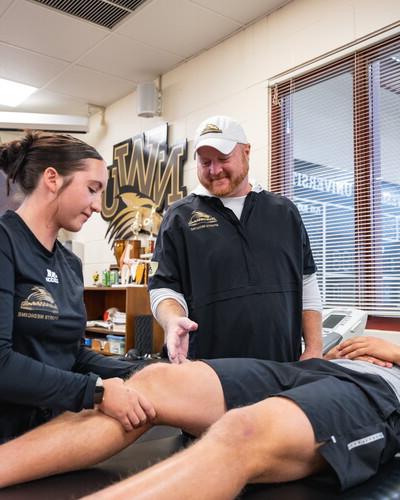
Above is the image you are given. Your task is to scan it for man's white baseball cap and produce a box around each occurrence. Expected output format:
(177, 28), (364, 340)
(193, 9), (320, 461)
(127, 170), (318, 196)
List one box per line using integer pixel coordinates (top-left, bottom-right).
(194, 115), (248, 155)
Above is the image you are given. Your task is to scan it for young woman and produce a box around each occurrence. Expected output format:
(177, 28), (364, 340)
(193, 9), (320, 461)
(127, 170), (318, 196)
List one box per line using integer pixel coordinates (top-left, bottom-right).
(0, 131), (155, 443)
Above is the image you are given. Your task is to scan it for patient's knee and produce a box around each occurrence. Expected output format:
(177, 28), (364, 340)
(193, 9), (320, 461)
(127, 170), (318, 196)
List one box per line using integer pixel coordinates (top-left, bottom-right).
(206, 406), (283, 479)
(208, 407), (260, 452)
(125, 361), (173, 391)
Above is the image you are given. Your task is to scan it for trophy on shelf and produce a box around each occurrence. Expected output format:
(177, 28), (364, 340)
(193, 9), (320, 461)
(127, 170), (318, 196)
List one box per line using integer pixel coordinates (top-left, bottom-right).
(113, 239), (125, 268)
(92, 271), (100, 286)
(120, 208), (143, 285)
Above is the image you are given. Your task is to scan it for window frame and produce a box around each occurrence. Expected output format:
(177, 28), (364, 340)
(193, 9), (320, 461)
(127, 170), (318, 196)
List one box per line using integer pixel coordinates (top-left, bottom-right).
(270, 33), (400, 327)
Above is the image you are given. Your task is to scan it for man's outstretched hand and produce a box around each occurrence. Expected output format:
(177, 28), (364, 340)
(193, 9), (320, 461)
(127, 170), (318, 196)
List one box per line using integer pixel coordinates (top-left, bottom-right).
(166, 317), (198, 364)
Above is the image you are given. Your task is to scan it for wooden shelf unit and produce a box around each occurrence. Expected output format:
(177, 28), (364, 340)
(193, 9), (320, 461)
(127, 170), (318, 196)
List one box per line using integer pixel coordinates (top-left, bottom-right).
(83, 286), (163, 354)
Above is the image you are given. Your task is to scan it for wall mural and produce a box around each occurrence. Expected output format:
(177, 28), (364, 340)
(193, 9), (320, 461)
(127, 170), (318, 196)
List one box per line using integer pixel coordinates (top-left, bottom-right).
(102, 122), (187, 242)
(100, 123), (187, 284)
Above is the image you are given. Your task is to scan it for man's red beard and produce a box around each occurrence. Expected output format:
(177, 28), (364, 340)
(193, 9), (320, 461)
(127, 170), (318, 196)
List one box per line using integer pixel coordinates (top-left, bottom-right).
(202, 154), (249, 197)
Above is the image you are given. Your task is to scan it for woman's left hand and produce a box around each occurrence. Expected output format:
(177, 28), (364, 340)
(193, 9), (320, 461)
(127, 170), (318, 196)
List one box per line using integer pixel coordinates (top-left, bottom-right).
(98, 378), (156, 431)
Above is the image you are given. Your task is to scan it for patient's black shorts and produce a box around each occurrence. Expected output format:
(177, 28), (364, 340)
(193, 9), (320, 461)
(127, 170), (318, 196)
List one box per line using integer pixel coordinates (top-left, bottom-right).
(204, 358), (400, 491)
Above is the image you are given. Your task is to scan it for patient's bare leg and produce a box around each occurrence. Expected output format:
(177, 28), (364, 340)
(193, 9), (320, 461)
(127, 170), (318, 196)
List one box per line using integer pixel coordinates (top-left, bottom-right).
(0, 361), (225, 487)
(83, 397), (327, 500)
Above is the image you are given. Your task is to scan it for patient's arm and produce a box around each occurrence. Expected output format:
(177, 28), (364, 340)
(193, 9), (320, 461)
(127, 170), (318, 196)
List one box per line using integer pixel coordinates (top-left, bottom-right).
(325, 336), (400, 367)
(323, 344), (342, 360)
(324, 342), (389, 366)
(337, 336), (400, 365)
(0, 361), (225, 488)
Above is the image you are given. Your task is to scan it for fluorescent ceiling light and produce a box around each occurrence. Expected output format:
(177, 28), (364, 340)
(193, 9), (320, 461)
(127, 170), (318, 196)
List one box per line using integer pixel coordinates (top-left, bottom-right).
(0, 78), (37, 107)
(0, 112), (89, 133)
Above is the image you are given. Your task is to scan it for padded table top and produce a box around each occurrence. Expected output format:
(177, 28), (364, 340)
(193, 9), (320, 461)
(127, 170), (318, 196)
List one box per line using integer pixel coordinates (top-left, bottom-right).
(1, 426), (399, 499)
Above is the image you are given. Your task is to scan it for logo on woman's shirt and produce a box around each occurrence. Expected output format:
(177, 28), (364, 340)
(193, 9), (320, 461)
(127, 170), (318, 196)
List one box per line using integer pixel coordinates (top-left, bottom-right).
(18, 286), (59, 320)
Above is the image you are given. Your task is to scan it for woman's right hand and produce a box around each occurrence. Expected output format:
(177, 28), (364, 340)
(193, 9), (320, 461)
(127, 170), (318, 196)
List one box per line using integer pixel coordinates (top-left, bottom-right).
(98, 378), (156, 431)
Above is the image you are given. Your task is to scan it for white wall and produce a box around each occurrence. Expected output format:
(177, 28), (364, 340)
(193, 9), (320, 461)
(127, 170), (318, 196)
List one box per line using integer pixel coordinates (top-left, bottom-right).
(9, 0), (400, 284)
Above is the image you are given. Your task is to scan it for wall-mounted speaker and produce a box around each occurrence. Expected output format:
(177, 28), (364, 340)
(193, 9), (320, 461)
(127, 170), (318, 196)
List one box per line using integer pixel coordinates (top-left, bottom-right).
(137, 82), (160, 118)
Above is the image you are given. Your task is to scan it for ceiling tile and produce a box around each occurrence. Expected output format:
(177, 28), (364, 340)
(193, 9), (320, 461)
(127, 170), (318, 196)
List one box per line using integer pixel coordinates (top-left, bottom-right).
(0, 0), (289, 115)
(0, 43), (68, 87)
(190, 0), (291, 24)
(46, 66), (135, 107)
(117, 0), (241, 58)
(0, 0), (107, 62)
(79, 34), (183, 82)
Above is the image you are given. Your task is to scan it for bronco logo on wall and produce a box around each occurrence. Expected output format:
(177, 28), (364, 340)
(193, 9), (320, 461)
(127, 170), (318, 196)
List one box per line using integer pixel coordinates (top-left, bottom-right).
(101, 123), (187, 243)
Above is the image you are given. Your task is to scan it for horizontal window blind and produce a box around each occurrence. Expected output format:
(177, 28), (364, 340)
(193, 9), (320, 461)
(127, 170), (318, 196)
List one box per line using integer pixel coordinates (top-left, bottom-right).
(271, 35), (400, 316)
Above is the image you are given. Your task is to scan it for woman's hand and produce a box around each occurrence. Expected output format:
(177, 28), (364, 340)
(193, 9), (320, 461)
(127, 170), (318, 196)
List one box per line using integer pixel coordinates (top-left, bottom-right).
(98, 378), (156, 431)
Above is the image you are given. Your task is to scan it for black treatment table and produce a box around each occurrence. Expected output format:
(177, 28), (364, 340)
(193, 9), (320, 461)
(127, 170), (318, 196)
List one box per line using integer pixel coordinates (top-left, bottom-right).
(1, 425), (400, 499)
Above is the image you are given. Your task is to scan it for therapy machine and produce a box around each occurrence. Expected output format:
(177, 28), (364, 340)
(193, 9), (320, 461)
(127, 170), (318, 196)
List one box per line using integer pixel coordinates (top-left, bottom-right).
(321, 307), (368, 354)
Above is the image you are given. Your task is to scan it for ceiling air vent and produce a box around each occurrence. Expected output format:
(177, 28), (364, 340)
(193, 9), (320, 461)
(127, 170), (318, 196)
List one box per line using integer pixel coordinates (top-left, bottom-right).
(30, 0), (148, 30)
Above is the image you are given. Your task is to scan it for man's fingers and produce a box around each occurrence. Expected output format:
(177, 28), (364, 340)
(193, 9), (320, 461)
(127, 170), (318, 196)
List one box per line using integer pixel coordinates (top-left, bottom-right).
(167, 342), (177, 360)
(169, 353), (179, 363)
(174, 318), (198, 336)
(187, 321), (198, 332)
(167, 340), (188, 363)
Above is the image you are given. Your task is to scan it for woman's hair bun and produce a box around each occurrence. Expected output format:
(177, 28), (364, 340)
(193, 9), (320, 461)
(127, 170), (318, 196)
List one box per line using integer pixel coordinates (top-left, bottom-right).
(0, 131), (36, 187)
(0, 145), (10, 174)
(19, 131), (36, 156)
(1, 129), (101, 196)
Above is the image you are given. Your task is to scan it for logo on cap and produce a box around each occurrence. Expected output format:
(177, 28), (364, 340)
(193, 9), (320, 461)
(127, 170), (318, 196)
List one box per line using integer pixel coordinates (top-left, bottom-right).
(200, 124), (223, 136)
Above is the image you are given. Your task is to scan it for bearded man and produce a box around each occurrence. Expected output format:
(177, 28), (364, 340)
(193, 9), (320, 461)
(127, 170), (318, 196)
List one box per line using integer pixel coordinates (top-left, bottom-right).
(149, 115), (322, 363)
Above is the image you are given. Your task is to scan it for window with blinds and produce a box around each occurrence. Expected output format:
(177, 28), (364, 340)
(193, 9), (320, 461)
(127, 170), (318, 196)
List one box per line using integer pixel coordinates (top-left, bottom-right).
(270, 34), (400, 317)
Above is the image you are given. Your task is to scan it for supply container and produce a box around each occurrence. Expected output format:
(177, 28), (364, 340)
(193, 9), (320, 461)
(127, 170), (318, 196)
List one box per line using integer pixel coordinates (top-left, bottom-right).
(106, 334), (125, 355)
